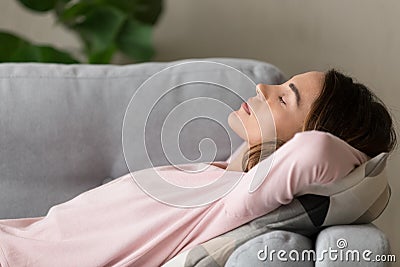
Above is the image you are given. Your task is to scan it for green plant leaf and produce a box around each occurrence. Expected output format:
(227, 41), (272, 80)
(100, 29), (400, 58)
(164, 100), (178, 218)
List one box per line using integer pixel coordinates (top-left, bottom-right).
(88, 44), (116, 64)
(132, 0), (163, 25)
(102, 0), (138, 14)
(0, 31), (79, 63)
(73, 6), (126, 57)
(18, 0), (58, 12)
(0, 32), (25, 61)
(0, 32), (43, 62)
(58, 1), (96, 26)
(36, 46), (79, 63)
(10, 0), (161, 64)
(116, 18), (154, 62)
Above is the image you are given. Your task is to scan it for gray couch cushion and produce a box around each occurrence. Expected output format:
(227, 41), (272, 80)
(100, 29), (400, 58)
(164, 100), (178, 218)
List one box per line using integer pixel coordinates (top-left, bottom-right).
(0, 58), (285, 219)
(315, 224), (391, 267)
(226, 230), (314, 267)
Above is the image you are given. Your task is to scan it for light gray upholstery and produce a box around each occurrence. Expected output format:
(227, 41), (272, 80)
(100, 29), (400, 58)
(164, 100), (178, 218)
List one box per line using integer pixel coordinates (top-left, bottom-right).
(315, 224), (391, 267)
(227, 225), (391, 267)
(0, 58), (285, 219)
(226, 230), (314, 267)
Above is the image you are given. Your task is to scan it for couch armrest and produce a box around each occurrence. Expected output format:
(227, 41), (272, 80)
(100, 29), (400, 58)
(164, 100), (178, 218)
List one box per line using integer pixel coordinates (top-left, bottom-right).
(225, 230), (314, 267)
(315, 224), (391, 267)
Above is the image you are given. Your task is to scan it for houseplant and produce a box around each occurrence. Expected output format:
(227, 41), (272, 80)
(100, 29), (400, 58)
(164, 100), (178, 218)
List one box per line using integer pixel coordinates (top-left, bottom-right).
(0, 0), (163, 64)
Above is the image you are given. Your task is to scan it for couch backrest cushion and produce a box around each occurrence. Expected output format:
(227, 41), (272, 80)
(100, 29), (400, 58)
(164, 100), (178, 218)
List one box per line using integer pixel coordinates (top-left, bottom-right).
(0, 58), (285, 218)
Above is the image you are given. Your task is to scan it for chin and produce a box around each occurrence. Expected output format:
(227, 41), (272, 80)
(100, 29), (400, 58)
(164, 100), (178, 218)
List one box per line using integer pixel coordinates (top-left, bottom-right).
(228, 111), (248, 141)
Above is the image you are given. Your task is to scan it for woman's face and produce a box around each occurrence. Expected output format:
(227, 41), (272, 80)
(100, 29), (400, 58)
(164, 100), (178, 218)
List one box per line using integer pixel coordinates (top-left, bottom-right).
(228, 71), (325, 145)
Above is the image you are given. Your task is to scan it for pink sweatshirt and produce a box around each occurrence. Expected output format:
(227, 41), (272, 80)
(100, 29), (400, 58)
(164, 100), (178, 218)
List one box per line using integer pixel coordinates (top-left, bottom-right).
(0, 131), (369, 267)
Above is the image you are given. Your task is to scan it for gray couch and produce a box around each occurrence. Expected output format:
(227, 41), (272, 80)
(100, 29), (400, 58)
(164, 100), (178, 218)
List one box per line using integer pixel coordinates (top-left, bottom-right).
(0, 58), (391, 266)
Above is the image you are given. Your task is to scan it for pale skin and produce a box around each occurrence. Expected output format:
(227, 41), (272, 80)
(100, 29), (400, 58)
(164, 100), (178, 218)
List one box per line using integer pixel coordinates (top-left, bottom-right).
(223, 71), (325, 172)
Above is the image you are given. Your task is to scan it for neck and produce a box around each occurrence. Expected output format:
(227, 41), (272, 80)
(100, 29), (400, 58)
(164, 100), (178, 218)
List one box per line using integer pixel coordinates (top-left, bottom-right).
(225, 142), (250, 172)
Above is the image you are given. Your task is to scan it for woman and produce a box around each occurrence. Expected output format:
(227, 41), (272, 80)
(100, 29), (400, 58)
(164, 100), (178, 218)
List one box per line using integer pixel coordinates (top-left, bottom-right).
(0, 69), (396, 267)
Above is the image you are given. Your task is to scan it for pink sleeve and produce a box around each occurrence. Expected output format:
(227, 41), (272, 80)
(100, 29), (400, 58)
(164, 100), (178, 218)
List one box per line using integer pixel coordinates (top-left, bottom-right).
(264, 130), (369, 197)
(223, 130), (370, 218)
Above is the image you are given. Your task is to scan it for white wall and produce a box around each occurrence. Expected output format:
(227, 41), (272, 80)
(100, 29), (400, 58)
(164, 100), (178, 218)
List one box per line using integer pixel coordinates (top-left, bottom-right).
(1, 0), (399, 258)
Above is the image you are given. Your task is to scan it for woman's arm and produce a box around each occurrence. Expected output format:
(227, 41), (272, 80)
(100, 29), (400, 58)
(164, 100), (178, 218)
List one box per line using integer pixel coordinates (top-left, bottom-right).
(222, 130), (370, 218)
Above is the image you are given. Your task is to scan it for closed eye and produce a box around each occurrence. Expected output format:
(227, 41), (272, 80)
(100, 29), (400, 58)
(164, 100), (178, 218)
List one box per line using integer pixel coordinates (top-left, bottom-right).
(279, 96), (286, 105)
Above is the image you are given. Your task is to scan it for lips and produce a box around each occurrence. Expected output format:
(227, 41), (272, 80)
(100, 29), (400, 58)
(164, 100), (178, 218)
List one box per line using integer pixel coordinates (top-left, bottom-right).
(241, 102), (251, 115)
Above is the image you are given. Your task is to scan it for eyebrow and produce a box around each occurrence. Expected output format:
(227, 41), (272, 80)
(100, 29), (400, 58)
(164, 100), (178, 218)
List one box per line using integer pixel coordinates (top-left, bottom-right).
(288, 83), (301, 107)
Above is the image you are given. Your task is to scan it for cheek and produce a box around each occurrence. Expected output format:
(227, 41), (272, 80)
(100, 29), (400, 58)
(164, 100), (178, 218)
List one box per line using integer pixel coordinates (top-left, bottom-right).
(273, 111), (303, 141)
(227, 110), (267, 145)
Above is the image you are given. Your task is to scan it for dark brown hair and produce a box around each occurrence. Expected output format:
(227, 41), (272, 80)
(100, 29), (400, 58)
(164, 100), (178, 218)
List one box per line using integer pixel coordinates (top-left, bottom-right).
(242, 69), (397, 172)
